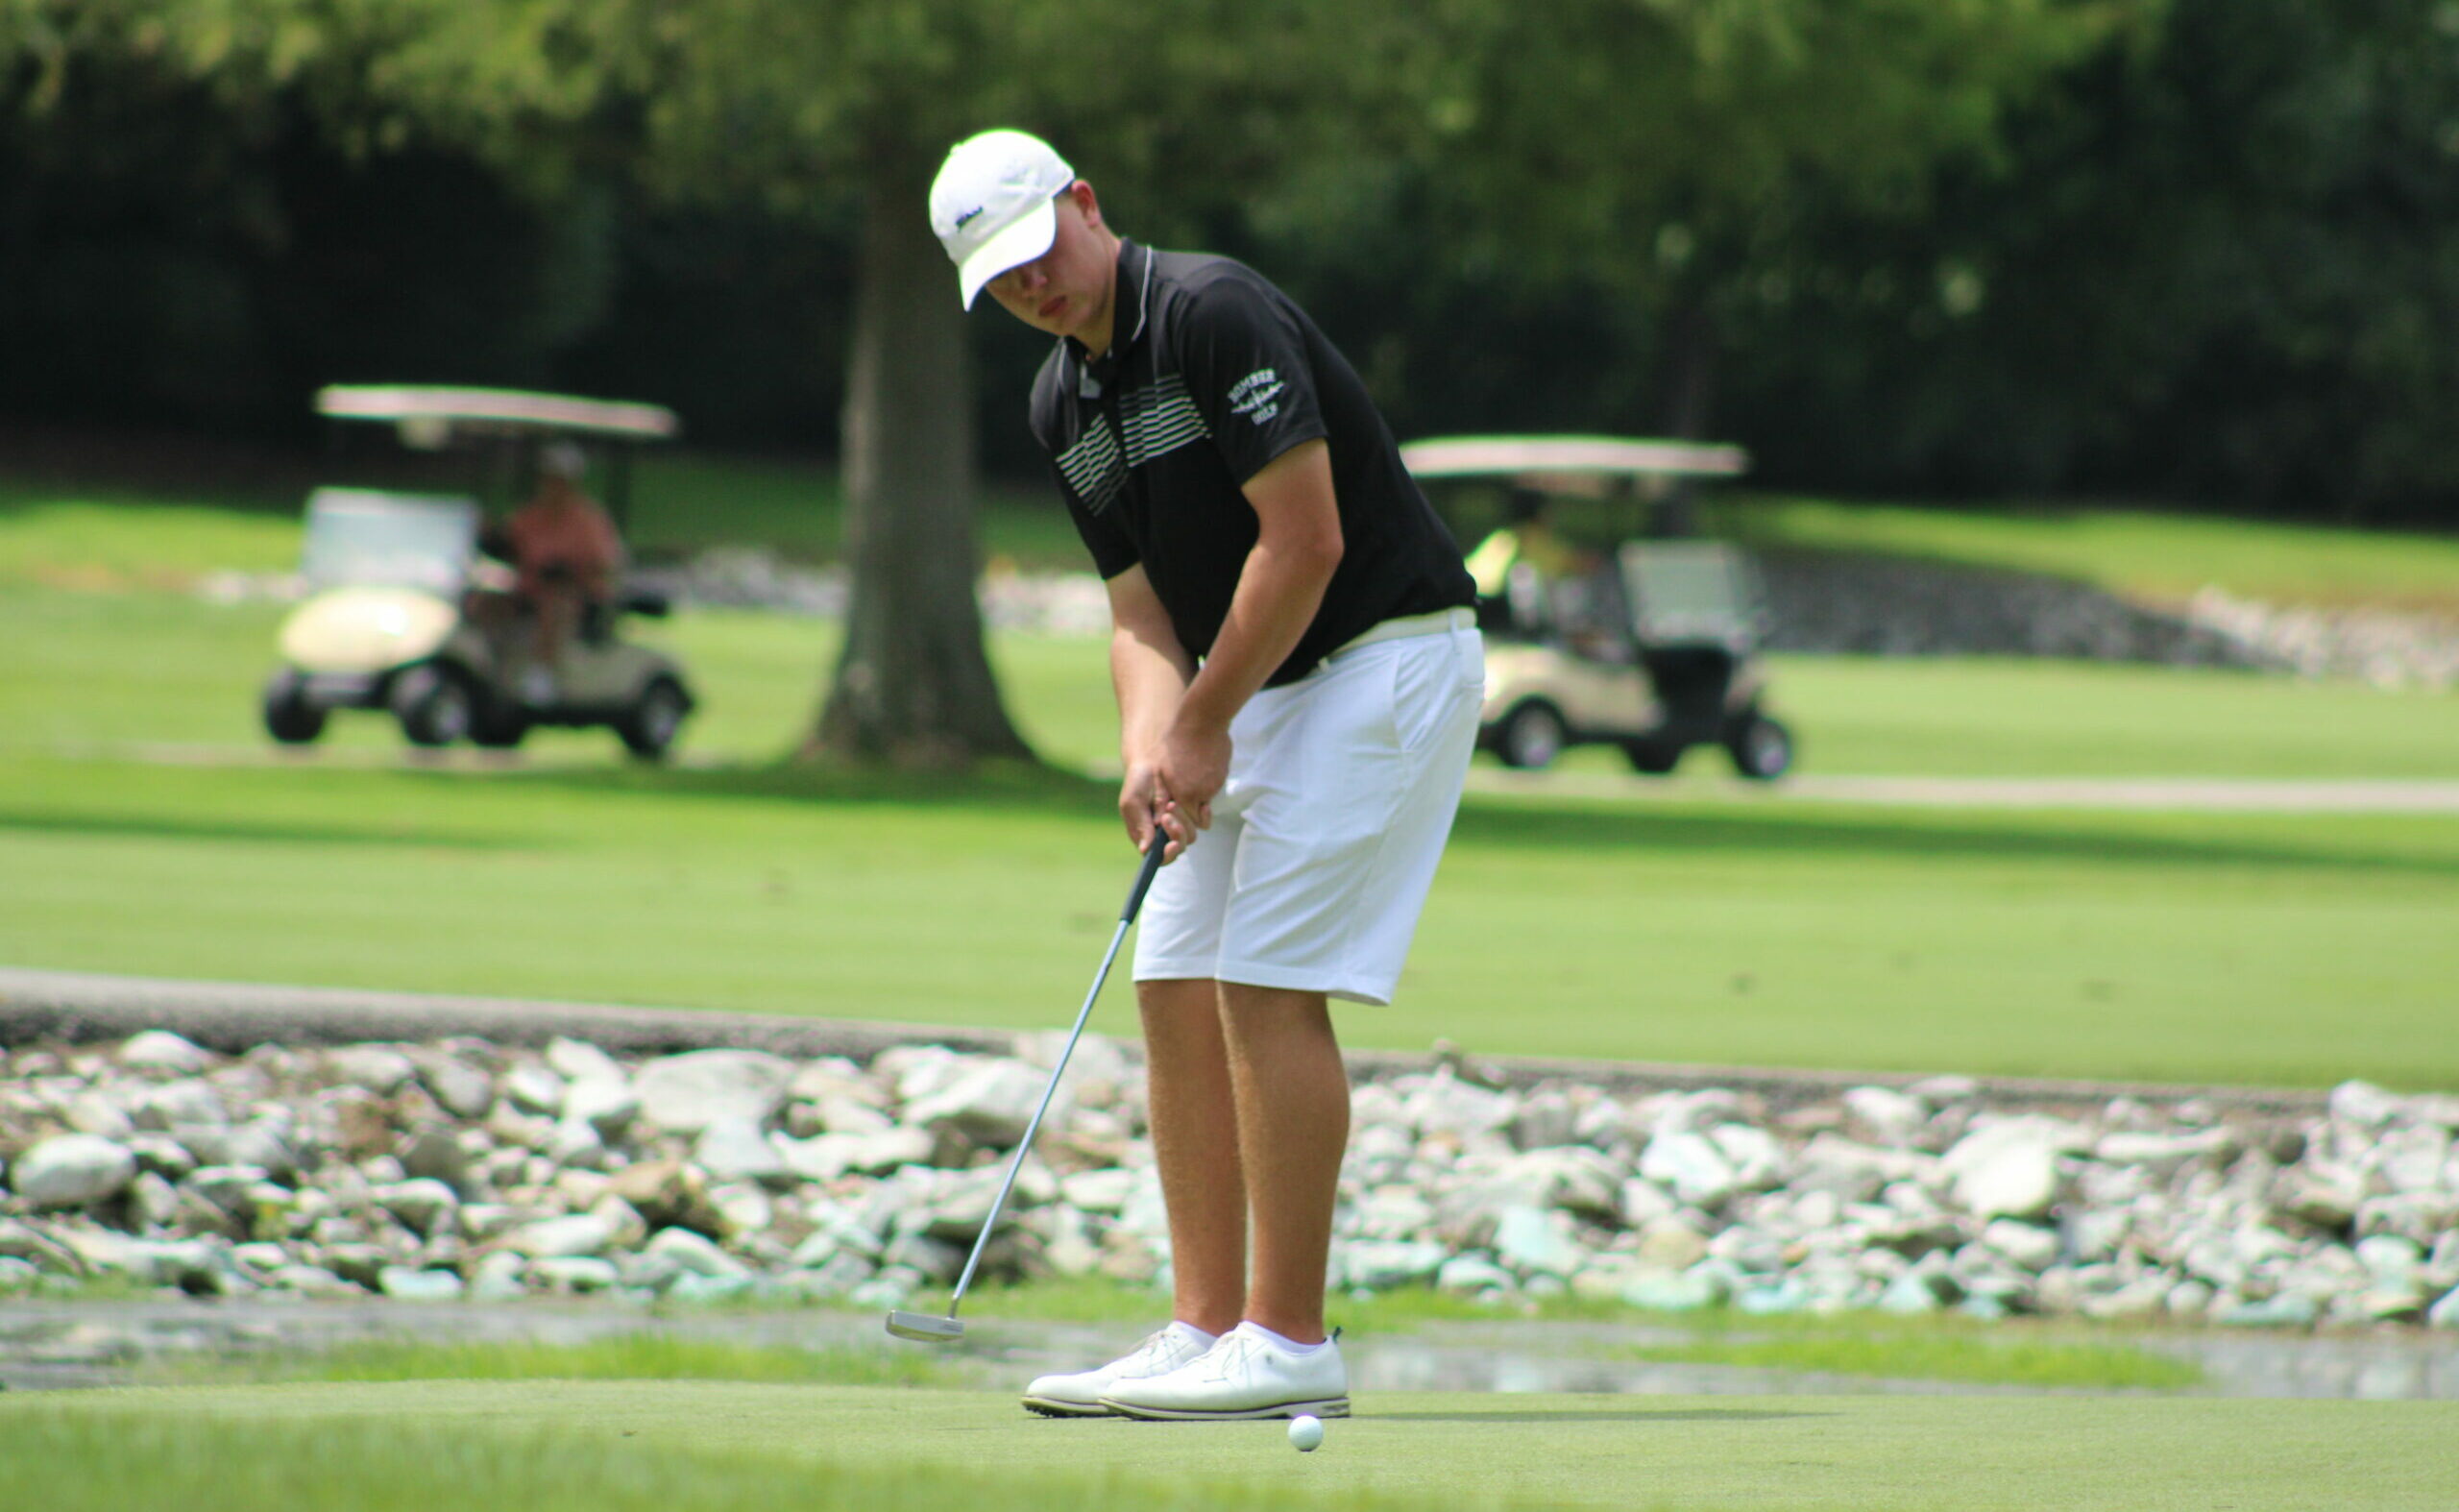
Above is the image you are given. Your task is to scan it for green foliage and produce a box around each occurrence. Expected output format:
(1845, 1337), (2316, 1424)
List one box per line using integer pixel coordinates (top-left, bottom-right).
(1720, 0), (2459, 518)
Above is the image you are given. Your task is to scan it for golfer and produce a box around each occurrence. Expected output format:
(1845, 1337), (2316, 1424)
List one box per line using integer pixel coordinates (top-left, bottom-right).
(931, 129), (1484, 1421)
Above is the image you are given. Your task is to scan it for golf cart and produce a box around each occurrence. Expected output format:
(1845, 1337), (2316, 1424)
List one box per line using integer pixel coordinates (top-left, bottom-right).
(1401, 434), (1794, 779)
(260, 386), (696, 760)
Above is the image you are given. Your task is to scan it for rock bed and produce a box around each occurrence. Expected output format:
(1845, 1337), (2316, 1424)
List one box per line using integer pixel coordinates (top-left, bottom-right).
(198, 546), (2459, 688)
(2, 1032), (2454, 1334)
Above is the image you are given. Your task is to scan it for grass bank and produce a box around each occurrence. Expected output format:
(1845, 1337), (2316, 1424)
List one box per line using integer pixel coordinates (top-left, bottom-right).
(6, 1381), (2453, 1512)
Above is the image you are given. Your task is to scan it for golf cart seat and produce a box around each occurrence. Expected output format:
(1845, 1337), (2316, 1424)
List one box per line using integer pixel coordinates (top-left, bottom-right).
(1620, 541), (1768, 730)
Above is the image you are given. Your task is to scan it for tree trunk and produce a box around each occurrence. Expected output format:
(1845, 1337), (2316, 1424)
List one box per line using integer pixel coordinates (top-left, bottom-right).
(808, 168), (1033, 766)
(1653, 301), (1718, 538)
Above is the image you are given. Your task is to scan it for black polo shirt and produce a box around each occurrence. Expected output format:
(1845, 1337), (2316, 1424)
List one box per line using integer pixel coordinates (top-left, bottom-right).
(1029, 240), (1473, 688)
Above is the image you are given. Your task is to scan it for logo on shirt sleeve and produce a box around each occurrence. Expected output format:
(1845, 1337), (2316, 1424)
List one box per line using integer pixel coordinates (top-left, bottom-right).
(1227, 368), (1285, 425)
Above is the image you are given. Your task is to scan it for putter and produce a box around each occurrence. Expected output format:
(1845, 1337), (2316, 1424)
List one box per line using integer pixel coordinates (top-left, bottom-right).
(887, 839), (1168, 1344)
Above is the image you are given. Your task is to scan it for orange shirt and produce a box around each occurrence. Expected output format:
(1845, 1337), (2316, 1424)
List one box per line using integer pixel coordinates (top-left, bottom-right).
(505, 487), (624, 598)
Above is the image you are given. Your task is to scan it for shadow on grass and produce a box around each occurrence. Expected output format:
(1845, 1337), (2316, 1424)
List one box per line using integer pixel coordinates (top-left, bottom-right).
(1449, 799), (2459, 878)
(1375, 1408), (1826, 1424)
(476, 754), (2459, 879)
(0, 810), (532, 851)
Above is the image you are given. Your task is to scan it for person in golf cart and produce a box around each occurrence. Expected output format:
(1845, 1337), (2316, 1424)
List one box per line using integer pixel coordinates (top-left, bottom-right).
(494, 439), (627, 704)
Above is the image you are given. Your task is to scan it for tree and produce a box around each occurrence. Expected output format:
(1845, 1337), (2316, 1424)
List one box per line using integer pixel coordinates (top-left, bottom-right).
(1327, 0), (2134, 468)
(600, 0), (1426, 766)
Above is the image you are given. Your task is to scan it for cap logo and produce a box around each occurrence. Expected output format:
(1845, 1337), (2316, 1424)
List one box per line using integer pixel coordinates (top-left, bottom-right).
(955, 206), (985, 231)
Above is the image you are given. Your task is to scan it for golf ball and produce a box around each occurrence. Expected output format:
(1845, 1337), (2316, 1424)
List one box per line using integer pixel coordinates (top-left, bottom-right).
(1287, 1414), (1325, 1452)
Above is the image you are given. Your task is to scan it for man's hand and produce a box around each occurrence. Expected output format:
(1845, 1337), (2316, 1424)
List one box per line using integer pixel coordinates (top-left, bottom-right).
(1154, 716), (1231, 832)
(1121, 754), (1200, 862)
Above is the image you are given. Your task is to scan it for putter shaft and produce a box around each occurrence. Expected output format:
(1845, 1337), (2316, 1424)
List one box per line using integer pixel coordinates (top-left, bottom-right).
(890, 842), (1165, 1340)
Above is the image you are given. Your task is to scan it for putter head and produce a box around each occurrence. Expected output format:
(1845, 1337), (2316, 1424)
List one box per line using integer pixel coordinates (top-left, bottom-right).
(885, 1309), (964, 1344)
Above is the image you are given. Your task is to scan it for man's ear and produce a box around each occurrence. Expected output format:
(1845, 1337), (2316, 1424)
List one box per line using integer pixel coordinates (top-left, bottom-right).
(1069, 179), (1104, 232)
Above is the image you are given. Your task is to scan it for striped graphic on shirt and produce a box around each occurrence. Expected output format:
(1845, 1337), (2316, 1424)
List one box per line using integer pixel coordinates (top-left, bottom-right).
(1119, 375), (1209, 468)
(1056, 417), (1126, 515)
(1055, 374), (1212, 516)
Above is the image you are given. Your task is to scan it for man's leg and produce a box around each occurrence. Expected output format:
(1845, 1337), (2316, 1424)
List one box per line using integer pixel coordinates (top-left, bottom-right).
(1218, 982), (1348, 1344)
(1138, 977), (1245, 1336)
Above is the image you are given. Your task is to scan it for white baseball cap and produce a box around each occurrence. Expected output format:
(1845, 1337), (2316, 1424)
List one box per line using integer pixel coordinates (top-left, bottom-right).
(930, 129), (1076, 309)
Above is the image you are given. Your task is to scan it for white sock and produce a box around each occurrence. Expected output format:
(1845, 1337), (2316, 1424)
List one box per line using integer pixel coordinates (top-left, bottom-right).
(1166, 1321), (1220, 1349)
(1242, 1321), (1327, 1354)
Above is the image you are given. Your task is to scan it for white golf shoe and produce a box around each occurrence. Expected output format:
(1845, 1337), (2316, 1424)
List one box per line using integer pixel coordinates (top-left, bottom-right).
(1021, 1322), (1218, 1417)
(1097, 1322), (1350, 1421)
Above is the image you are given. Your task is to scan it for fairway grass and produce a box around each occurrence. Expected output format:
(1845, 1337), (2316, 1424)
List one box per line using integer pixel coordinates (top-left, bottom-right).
(6, 1381), (2454, 1512)
(6, 484), (2458, 1088)
(6, 749), (2455, 1086)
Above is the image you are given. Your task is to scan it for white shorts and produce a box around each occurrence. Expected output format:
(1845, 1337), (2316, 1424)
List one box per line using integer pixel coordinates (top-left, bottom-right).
(1134, 608), (1485, 1006)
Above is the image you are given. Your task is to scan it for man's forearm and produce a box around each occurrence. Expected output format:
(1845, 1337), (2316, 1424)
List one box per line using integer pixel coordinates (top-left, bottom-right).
(1174, 537), (1336, 736)
(1113, 623), (1193, 764)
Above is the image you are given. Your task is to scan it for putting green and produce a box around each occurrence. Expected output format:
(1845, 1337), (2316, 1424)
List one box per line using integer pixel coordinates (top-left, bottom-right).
(12, 1381), (2455, 1511)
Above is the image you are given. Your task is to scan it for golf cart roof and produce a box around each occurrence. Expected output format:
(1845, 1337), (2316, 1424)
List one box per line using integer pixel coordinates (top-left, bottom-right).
(1400, 434), (1748, 482)
(315, 386), (681, 445)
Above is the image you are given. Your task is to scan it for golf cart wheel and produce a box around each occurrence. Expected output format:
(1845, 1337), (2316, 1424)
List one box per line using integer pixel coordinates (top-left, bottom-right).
(261, 673), (327, 745)
(1726, 713), (1794, 781)
(392, 664), (475, 747)
(469, 696), (530, 750)
(1621, 739), (1681, 775)
(617, 676), (690, 762)
(1496, 700), (1569, 770)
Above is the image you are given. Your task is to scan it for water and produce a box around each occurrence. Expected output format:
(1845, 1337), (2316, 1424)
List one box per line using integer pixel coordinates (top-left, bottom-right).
(5, 1298), (2455, 1401)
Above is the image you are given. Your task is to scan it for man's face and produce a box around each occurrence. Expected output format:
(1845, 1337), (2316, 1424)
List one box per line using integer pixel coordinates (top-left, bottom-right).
(984, 183), (1114, 345)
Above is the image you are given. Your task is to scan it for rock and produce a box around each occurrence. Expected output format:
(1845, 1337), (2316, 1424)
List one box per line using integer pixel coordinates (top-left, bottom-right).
(694, 1118), (788, 1183)
(900, 1059), (1051, 1148)
(468, 1251), (529, 1301)
(1640, 1131), (1739, 1208)
(63, 1092), (134, 1140)
(1841, 1086), (1928, 1144)
(1492, 1205), (1588, 1278)
(1059, 1168), (1138, 1214)
(2210, 1291), (2321, 1329)
(12, 1134), (138, 1208)
(266, 1262), (359, 1296)
(1508, 1089), (1579, 1151)
(1636, 1220), (1711, 1272)
(377, 1266), (464, 1301)
(1339, 1239), (1449, 1290)
(603, 1160), (716, 1234)
(373, 1179), (459, 1237)
(563, 1078), (639, 1138)
(503, 1064), (568, 1118)
(1942, 1122), (2068, 1221)
(118, 1031), (216, 1076)
(1617, 1179), (1679, 1230)
(530, 1256), (620, 1293)
(645, 1226), (751, 1280)
(397, 1129), (475, 1192)
(1733, 1276), (1813, 1315)
(1708, 1123), (1789, 1191)
(2328, 1081), (2405, 1129)
(413, 1055), (495, 1120)
(1620, 1266), (1725, 1312)
(545, 1038), (628, 1088)
(1980, 1219), (2060, 1272)
(323, 1046), (418, 1096)
(634, 1051), (797, 1134)
(2428, 1287), (2459, 1329)
(501, 1213), (619, 1258)
(2277, 1166), (2367, 1231)
(1435, 1254), (1516, 1294)
(137, 1078), (229, 1132)
(1508, 1146), (1624, 1218)
(1402, 1070), (1517, 1140)
(708, 1183), (774, 1238)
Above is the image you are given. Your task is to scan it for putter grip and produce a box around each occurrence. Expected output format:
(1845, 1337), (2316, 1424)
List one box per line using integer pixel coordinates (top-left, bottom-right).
(1120, 840), (1168, 923)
